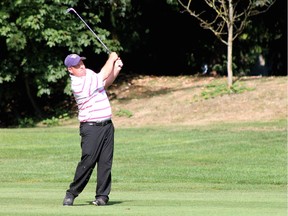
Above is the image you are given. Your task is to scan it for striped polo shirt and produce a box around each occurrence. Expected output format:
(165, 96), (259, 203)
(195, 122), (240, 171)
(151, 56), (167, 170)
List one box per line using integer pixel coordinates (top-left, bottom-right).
(70, 69), (112, 122)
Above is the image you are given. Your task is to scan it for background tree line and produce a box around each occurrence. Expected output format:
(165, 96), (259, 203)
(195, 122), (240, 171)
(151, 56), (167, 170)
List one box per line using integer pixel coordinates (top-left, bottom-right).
(0, 0), (286, 127)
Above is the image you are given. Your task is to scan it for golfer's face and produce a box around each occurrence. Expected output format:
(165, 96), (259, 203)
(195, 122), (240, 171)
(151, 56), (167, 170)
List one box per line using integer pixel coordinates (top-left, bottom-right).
(69, 60), (86, 77)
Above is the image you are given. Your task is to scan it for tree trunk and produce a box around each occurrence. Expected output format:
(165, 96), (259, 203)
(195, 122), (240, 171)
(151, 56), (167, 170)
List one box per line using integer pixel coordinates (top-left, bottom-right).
(227, 0), (234, 88)
(24, 77), (42, 118)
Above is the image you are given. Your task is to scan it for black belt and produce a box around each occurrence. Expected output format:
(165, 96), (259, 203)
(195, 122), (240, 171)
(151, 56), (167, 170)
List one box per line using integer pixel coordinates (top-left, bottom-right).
(80, 119), (112, 126)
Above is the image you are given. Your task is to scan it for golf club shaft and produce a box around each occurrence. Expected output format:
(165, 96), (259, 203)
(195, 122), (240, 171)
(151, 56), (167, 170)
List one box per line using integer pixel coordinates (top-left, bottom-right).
(67, 8), (111, 54)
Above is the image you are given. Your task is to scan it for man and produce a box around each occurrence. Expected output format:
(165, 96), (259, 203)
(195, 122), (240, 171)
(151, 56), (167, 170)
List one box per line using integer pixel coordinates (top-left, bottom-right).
(62, 52), (123, 206)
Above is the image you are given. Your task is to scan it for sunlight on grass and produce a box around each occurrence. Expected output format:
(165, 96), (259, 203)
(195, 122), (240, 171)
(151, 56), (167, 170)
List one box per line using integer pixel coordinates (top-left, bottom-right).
(0, 120), (286, 216)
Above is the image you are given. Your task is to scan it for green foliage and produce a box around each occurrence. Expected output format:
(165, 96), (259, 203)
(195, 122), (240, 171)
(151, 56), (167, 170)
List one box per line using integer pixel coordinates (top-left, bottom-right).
(18, 117), (36, 128)
(201, 79), (255, 100)
(0, 1), (122, 90)
(42, 117), (60, 127)
(0, 0), (123, 88)
(237, 16), (282, 75)
(0, 0), (124, 126)
(211, 55), (238, 75)
(41, 113), (69, 127)
(254, 0), (275, 7)
(115, 108), (133, 118)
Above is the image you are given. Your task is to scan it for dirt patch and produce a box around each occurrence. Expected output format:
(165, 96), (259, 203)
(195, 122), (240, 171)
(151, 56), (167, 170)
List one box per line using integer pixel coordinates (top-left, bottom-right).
(109, 76), (287, 128)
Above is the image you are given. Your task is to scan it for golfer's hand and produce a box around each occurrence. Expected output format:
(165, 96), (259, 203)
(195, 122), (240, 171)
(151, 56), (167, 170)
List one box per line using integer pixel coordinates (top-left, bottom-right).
(109, 52), (119, 61)
(115, 58), (123, 69)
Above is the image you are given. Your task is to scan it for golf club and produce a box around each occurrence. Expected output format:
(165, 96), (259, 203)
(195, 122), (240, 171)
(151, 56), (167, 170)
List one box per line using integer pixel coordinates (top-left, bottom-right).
(66, 8), (111, 54)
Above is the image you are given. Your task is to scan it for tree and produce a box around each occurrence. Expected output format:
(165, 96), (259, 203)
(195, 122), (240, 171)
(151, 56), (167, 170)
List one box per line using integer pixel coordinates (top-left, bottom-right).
(0, 0), (123, 126)
(177, 0), (276, 88)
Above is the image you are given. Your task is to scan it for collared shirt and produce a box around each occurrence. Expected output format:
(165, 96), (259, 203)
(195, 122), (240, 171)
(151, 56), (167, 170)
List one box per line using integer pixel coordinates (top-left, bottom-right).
(70, 69), (112, 122)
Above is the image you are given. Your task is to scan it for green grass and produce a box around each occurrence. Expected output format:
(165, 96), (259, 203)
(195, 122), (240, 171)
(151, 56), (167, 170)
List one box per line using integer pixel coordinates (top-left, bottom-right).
(0, 120), (287, 215)
(200, 79), (255, 100)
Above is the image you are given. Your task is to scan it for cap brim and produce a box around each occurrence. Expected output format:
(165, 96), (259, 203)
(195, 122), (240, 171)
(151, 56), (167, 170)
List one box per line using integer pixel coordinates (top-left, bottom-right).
(70, 57), (86, 67)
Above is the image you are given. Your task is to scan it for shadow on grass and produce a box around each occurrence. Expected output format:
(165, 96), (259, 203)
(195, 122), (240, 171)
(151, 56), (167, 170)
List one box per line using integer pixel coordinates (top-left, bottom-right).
(71, 201), (124, 206)
(112, 85), (205, 103)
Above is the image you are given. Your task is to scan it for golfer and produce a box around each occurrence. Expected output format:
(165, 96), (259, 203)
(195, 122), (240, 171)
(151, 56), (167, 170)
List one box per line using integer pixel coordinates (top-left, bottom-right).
(62, 52), (123, 206)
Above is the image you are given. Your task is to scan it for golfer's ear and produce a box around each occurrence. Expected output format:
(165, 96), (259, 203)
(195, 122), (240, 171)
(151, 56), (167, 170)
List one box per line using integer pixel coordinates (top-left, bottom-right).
(67, 67), (72, 74)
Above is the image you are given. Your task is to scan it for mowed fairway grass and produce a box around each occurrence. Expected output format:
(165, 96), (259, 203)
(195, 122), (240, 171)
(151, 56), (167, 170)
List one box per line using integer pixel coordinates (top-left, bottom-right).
(0, 120), (286, 216)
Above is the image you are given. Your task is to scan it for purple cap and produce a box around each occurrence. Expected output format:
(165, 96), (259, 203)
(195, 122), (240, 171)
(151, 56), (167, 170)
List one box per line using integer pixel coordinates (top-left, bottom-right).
(64, 54), (86, 68)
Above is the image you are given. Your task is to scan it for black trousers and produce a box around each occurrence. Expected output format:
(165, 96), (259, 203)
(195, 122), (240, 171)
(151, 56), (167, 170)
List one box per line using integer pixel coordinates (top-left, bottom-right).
(66, 121), (114, 200)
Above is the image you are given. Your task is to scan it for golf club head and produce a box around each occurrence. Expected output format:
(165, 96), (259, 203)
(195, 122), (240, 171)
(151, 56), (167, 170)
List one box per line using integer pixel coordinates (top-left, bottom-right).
(66, 8), (75, 13)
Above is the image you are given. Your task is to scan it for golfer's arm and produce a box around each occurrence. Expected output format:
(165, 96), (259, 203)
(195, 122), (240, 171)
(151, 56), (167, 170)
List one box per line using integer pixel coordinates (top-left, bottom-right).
(99, 52), (118, 81)
(105, 66), (121, 88)
(99, 60), (115, 81)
